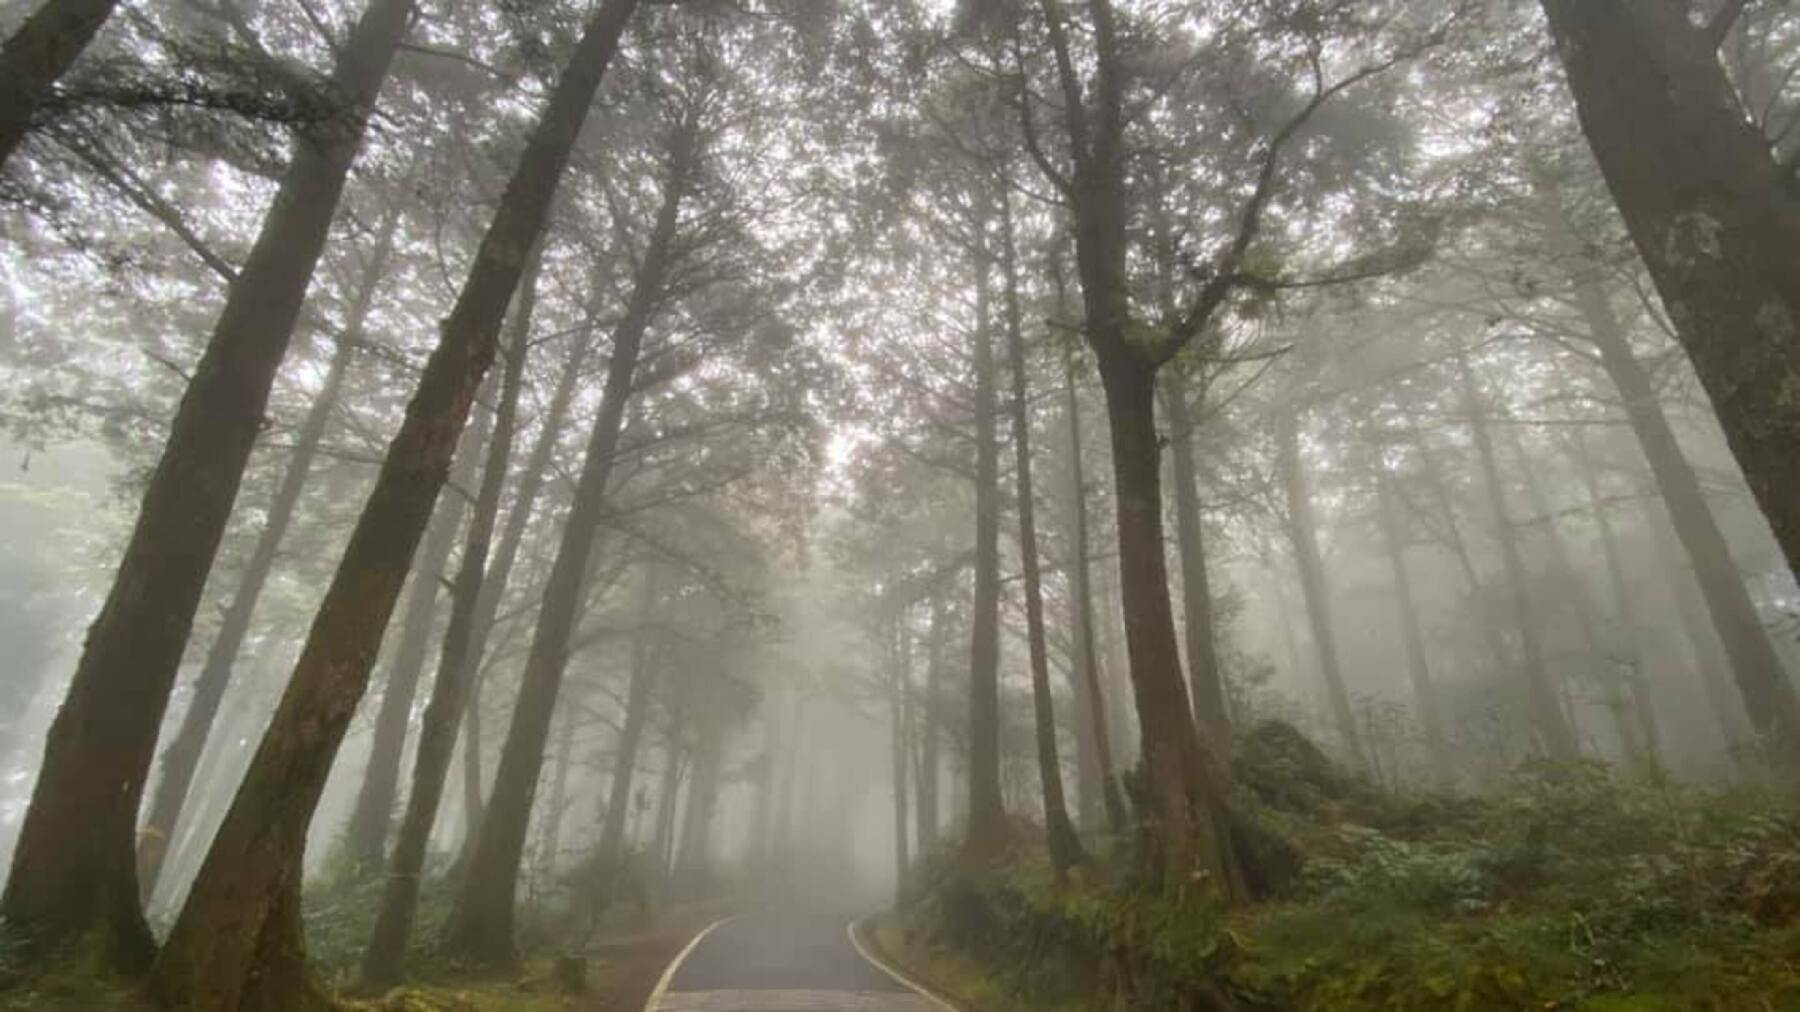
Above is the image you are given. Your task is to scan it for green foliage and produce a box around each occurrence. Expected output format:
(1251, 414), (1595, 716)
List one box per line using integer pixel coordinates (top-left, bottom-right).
(900, 722), (1800, 1010)
(302, 851), (460, 988)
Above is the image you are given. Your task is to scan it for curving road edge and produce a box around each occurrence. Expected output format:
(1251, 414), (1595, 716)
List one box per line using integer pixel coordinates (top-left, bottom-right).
(846, 916), (962, 1012)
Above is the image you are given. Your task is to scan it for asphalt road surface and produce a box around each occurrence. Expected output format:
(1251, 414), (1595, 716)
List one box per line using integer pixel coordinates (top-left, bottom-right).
(647, 911), (945, 1011)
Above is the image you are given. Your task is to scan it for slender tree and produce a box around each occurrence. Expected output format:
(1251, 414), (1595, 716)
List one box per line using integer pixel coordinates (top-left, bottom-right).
(438, 102), (696, 967)
(145, 0), (643, 1002)
(588, 564), (664, 896)
(342, 420), (478, 876)
(1165, 365), (1231, 739)
(963, 219), (1008, 858)
(358, 249), (543, 989)
(1458, 355), (1581, 761)
(1372, 450), (1452, 782)
(999, 189), (1083, 874)
(1539, 0), (1800, 584)
(1567, 258), (1800, 767)
(1275, 406), (1369, 772)
(2, 0), (414, 968)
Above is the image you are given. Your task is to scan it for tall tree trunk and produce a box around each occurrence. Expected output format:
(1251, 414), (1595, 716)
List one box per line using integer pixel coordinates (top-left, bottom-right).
(964, 232), (1008, 858)
(359, 251), (540, 989)
(771, 697), (803, 859)
(1573, 276), (1800, 767)
(592, 565), (663, 884)
(457, 671), (485, 864)
(1540, 0), (1800, 584)
(144, 1), (640, 1002)
(2, 0), (413, 968)
(1458, 358), (1581, 761)
(753, 688), (779, 869)
(999, 192), (1083, 874)
(1646, 495), (1756, 762)
(917, 588), (944, 849)
(1275, 409), (1369, 773)
(438, 111), (689, 968)
(533, 701), (578, 879)
(1095, 352), (1244, 895)
(1567, 431), (1664, 774)
(651, 731), (684, 883)
(1502, 421), (1638, 766)
(147, 642), (288, 918)
(453, 294), (599, 867)
(1164, 367), (1230, 740)
(138, 313), (368, 900)
(0, 0), (121, 168)
(1373, 458), (1453, 784)
(889, 615), (911, 897)
(342, 423), (476, 877)
(674, 733), (719, 891)
(1063, 348), (1125, 834)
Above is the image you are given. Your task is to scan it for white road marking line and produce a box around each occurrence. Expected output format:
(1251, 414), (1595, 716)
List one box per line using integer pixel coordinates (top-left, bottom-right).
(655, 989), (940, 1010)
(644, 914), (735, 1012)
(846, 917), (962, 1011)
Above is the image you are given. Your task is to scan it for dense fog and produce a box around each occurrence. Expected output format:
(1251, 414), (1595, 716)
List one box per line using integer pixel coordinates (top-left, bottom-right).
(0, 0), (1797, 1008)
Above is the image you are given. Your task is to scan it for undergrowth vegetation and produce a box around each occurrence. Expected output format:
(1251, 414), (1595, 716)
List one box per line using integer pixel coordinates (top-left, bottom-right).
(892, 722), (1800, 1010)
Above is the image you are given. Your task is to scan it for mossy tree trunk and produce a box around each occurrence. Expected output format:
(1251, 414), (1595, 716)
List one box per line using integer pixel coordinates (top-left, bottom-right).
(357, 249), (541, 990)
(1, 0), (412, 970)
(342, 423), (477, 876)
(144, 0), (640, 1001)
(1540, 0), (1800, 592)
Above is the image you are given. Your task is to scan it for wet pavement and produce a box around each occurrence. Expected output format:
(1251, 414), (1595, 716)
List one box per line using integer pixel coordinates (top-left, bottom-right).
(648, 911), (944, 1011)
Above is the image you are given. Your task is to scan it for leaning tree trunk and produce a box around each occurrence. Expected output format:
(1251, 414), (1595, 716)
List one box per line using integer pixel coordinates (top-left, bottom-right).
(452, 285), (604, 867)
(1275, 408), (1370, 773)
(0, 0), (122, 168)
(1574, 276), (1800, 768)
(1458, 357), (1582, 761)
(358, 250), (541, 990)
(342, 423), (477, 877)
(1646, 496), (1756, 760)
(999, 193), (1084, 874)
(1164, 366), (1230, 741)
(137, 317), (367, 899)
(438, 114), (688, 968)
(1063, 347), (1126, 835)
(1, 0), (412, 970)
(144, 1), (640, 1004)
(963, 233), (1009, 859)
(1540, 0), (1800, 586)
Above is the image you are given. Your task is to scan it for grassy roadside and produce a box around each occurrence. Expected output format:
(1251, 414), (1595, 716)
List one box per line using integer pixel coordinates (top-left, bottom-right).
(861, 909), (1079, 1012)
(0, 904), (722, 1011)
(885, 723), (1800, 1010)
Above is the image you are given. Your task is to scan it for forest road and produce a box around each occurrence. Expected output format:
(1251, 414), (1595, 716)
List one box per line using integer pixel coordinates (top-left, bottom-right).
(644, 910), (950, 1011)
